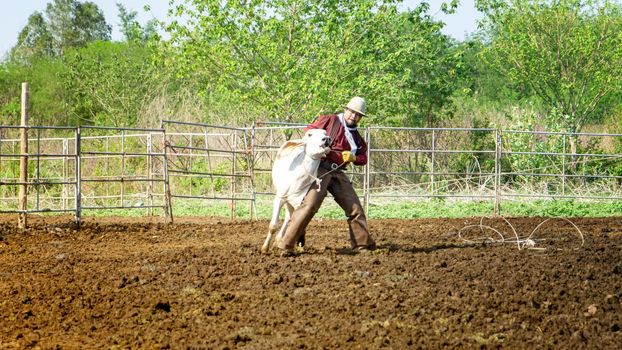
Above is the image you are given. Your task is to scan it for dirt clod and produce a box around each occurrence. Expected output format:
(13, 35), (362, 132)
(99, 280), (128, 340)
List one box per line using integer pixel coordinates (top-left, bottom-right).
(154, 302), (171, 313)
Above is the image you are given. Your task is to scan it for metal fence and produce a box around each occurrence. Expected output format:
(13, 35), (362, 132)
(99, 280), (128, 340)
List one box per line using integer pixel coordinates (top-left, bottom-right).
(0, 125), (78, 215)
(79, 126), (167, 216)
(364, 127), (498, 205)
(363, 126), (622, 213)
(162, 120), (255, 221)
(1, 122), (622, 222)
(500, 130), (622, 200)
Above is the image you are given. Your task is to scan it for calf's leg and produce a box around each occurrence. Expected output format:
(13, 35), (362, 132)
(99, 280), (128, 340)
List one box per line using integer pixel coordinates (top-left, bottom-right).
(276, 203), (293, 242)
(261, 197), (283, 253)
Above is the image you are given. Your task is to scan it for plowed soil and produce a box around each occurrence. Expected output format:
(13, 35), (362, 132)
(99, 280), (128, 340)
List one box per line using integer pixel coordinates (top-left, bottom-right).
(0, 215), (621, 349)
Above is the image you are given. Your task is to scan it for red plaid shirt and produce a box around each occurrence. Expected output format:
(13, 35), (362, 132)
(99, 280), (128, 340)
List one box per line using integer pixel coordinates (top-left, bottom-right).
(304, 114), (368, 166)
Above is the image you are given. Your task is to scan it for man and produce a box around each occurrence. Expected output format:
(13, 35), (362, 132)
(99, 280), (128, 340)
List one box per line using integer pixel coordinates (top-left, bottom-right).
(277, 96), (376, 257)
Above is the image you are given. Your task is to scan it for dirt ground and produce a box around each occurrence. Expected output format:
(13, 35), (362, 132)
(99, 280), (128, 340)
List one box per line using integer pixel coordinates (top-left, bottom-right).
(0, 215), (620, 349)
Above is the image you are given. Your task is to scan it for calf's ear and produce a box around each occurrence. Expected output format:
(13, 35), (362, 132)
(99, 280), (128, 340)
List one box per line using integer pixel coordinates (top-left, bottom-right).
(282, 140), (304, 149)
(276, 140), (305, 159)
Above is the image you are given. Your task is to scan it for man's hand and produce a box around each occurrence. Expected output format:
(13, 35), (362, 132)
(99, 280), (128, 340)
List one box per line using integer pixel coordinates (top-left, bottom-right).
(342, 151), (356, 163)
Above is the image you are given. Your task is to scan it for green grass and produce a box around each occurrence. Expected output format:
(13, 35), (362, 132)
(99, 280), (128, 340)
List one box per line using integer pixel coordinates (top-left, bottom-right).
(76, 197), (622, 220)
(364, 198), (622, 218)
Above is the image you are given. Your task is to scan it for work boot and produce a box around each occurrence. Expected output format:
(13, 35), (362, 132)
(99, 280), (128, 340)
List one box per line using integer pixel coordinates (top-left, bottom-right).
(279, 248), (296, 257)
(354, 245), (375, 254)
(297, 233), (305, 247)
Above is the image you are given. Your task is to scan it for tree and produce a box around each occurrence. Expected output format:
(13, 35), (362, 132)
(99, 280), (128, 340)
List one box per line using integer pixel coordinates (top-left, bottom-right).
(3, 0), (113, 126)
(477, 0), (622, 134)
(61, 41), (159, 126)
(163, 0), (462, 126)
(0, 62), (22, 123)
(14, 12), (54, 59)
(71, 1), (112, 46)
(117, 3), (159, 43)
(0, 57), (69, 126)
(11, 0), (111, 59)
(389, 3), (466, 126)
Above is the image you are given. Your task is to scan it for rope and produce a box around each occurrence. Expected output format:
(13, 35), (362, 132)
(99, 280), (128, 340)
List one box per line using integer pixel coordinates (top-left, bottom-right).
(455, 216), (585, 251)
(304, 158), (347, 193)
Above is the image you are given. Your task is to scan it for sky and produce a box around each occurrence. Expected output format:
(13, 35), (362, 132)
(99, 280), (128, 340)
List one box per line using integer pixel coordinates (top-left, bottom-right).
(0, 0), (482, 57)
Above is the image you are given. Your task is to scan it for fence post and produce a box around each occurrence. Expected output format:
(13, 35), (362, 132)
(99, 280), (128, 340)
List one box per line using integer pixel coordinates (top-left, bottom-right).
(562, 133), (566, 196)
(204, 128), (215, 197)
(121, 129), (125, 207)
(36, 128), (41, 211)
(63, 138), (68, 211)
(248, 123), (257, 220)
(363, 126), (371, 215)
(161, 121), (173, 223)
(0, 128), (3, 182)
(431, 129), (436, 196)
(494, 129), (502, 216)
(230, 131), (237, 219)
(106, 137), (110, 199)
(147, 133), (153, 216)
(75, 127), (81, 224)
(18, 82), (29, 229)
(189, 134), (194, 196)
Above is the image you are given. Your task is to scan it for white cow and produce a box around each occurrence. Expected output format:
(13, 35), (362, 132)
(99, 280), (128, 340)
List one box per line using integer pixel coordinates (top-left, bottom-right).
(261, 129), (332, 253)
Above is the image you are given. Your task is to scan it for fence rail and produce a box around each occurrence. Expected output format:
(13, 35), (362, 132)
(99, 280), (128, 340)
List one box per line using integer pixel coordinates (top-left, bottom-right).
(2, 121), (622, 223)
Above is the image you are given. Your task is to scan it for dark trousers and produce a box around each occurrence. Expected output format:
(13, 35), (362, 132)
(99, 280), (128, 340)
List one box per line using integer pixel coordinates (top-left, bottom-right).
(277, 167), (375, 250)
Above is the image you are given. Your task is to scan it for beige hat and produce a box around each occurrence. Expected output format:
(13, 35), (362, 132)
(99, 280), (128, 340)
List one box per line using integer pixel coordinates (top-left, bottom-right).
(345, 96), (366, 116)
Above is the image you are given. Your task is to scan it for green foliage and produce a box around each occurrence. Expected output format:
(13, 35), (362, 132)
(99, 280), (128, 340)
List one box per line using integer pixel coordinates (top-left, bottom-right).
(450, 37), (541, 125)
(1, 0), (620, 135)
(0, 64), (21, 122)
(503, 111), (566, 175)
(0, 57), (69, 126)
(11, 0), (111, 60)
(500, 199), (622, 218)
(14, 12), (55, 59)
(389, 5), (466, 126)
(117, 3), (159, 43)
(163, 0), (462, 126)
(61, 41), (160, 126)
(477, 0), (622, 133)
(0, 2), (166, 128)
(166, 197), (622, 219)
(0, 0), (126, 127)
(173, 159), (231, 195)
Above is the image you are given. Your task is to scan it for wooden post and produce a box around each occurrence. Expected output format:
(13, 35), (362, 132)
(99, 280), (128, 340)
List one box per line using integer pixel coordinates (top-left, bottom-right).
(18, 83), (29, 229)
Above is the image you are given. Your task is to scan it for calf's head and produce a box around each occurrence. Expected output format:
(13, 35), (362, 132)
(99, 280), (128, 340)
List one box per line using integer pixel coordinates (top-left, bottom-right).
(303, 129), (332, 160)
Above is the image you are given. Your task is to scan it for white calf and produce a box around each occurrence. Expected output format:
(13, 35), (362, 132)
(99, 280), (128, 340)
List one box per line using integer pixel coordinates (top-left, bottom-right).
(261, 129), (332, 253)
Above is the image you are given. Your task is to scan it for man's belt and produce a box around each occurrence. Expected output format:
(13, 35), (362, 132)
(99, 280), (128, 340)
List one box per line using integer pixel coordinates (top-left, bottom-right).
(319, 160), (345, 171)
